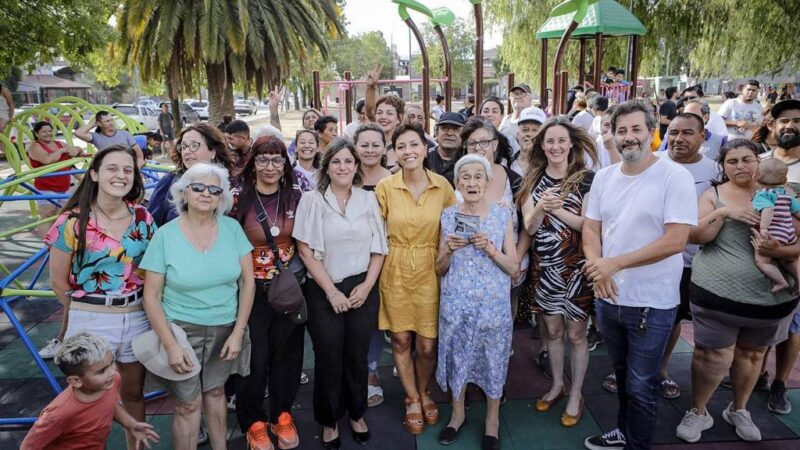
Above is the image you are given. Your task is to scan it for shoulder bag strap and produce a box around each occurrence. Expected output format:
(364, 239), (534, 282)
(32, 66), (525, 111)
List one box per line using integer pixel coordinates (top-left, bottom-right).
(254, 200), (286, 271)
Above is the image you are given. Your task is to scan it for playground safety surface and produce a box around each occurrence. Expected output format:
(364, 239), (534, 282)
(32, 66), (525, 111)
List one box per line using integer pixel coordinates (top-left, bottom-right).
(1, 204), (800, 449)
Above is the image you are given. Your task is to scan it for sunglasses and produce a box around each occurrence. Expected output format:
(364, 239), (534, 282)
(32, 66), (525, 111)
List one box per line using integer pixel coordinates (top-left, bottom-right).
(187, 183), (223, 196)
(683, 96), (698, 101)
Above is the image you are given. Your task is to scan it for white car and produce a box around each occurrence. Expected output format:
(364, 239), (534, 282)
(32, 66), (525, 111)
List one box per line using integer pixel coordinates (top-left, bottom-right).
(112, 104), (159, 131)
(234, 99), (258, 116)
(186, 100), (209, 120)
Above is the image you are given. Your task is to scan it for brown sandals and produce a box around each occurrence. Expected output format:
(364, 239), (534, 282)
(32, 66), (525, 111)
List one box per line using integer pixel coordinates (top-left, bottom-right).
(421, 391), (440, 425)
(404, 397), (424, 435)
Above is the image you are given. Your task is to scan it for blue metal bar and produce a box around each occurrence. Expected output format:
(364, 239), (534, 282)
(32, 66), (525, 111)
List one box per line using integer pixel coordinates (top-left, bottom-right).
(0, 247), (48, 290)
(36, 169), (85, 178)
(0, 417), (37, 425)
(144, 390), (166, 400)
(19, 183), (62, 208)
(27, 253), (50, 291)
(0, 194), (71, 201)
(0, 299), (62, 394)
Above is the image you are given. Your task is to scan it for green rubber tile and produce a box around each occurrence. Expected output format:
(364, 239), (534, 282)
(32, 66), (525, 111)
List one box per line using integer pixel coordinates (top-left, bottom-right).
(0, 322), (62, 379)
(416, 401), (514, 450)
(107, 413), (239, 449)
(773, 388), (800, 437)
(501, 399), (601, 450)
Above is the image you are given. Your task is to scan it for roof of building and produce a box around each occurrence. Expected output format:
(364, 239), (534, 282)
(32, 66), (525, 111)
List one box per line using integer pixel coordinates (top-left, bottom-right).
(20, 74), (91, 89)
(536, 0), (647, 39)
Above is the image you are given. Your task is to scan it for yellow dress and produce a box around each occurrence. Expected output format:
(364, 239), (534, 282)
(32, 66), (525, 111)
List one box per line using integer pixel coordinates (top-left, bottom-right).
(375, 170), (456, 338)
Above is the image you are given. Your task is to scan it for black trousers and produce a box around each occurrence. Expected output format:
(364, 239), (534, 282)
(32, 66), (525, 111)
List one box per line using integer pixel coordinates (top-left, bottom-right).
(236, 282), (305, 430)
(305, 272), (379, 427)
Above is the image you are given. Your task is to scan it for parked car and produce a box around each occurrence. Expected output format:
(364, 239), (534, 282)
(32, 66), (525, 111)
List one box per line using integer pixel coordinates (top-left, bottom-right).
(134, 98), (160, 110)
(186, 99), (209, 121)
(234, 99), (258, 116)
(112, 104), (159, 131)
(160, 102), (201, 127)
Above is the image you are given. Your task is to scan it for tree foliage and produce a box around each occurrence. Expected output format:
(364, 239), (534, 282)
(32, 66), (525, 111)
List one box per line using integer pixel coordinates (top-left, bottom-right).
(411, 17), (476, 92)
(484, 0), (800, 89)
(0, 0), (117, 78)
(329, 32), (395, 80)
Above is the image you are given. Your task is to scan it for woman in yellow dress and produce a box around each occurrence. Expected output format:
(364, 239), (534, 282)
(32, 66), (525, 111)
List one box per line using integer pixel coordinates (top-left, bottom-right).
(375, 123), (456, 435)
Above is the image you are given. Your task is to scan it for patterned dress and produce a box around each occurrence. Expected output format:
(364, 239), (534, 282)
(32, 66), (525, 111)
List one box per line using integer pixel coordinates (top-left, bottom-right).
(531, 172), (595, 321)
(436, 203), (513, 399)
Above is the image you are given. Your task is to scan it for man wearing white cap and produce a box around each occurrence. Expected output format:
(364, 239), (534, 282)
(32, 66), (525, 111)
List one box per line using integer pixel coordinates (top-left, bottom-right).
(500, 83), (534, 139)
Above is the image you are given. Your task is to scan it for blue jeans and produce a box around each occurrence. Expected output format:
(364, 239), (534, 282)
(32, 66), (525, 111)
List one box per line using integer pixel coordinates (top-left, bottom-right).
(595, 300), (677, 450)
(367, 329), (384, 375)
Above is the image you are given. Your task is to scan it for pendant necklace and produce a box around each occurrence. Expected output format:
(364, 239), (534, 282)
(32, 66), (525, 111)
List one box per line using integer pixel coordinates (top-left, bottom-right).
(257, 189), (281, 237)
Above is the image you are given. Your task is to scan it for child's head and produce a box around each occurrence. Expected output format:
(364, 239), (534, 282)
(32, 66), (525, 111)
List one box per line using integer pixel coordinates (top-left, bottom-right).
(55, 333), (116, 392)
(757, 158), (789, 186)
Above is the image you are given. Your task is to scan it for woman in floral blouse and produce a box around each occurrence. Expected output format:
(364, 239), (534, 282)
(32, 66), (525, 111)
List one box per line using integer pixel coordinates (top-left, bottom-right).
(44, 144), (156, 449)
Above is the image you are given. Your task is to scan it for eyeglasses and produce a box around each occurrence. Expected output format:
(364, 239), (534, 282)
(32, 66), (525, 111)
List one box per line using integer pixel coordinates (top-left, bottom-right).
(178, 142), (202, 153)
(254, 155), (287, 167)
(683, 96), (698, 101)
(465, 138), (496, 150)
(187, 183), (224, 196)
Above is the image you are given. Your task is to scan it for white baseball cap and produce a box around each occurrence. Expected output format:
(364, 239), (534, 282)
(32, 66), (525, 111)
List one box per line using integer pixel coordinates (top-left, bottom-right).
(518, 106), (548, 125)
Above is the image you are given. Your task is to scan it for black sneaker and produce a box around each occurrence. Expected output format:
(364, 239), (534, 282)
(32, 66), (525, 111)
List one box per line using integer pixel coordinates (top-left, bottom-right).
(587, 328), (603, 352)
(198, 425), (209, 446)
(585, 428), (626, 450)
(768, 380), (792, 414)
(536, 351), (553, 379)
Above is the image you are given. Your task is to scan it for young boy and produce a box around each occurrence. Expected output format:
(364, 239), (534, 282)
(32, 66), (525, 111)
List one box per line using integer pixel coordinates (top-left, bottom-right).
(753, 158), (800, 292)
(21, 333), (159, 450)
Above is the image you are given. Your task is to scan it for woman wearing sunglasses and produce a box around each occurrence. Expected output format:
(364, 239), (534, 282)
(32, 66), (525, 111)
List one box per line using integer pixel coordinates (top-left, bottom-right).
(140, 162), (255, 450)
(148, 123), (236, 226)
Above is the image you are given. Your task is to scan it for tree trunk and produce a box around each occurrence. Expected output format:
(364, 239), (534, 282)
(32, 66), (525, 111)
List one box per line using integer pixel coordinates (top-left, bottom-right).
(293, 89), (300, 111)
(206, 62), (227, 126)
(223, 63), (235, 117)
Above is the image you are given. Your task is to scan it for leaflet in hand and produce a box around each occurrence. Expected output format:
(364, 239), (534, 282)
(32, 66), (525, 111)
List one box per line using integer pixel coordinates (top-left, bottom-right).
(454, 213), (480, 237)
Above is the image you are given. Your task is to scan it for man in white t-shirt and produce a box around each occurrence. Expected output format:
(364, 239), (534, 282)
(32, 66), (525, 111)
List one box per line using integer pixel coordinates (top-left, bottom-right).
(583, 102), (697, 450)
(718, 80), (764, 140)
(499, 83), (533, 139)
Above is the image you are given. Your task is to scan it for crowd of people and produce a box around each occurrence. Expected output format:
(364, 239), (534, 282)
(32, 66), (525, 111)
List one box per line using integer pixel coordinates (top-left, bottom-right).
(14, 72), (800, 450)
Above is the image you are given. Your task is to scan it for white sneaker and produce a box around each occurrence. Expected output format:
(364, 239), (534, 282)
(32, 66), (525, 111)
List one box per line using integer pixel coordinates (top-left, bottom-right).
(676, 408), (714, 442)
(722, 402), (762, 441)
(392, 366), (399, 378)
(39, 339), (61, 359)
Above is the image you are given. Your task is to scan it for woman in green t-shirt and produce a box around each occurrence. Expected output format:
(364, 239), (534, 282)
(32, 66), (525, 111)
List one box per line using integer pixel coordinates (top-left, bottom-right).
(140, 162), (255, 449)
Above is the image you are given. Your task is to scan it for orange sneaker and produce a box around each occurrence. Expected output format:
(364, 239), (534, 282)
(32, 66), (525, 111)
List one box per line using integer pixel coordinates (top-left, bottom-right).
(246, 421), (274, 450)
(271, 412), (300, 449)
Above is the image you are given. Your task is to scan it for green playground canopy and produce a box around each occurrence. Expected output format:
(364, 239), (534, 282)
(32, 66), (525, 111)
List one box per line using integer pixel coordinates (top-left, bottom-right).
(536, 0), (647, 40)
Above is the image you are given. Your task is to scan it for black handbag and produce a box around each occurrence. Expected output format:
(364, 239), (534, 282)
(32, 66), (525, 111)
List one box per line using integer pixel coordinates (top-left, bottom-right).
(256, 205), (307, 324)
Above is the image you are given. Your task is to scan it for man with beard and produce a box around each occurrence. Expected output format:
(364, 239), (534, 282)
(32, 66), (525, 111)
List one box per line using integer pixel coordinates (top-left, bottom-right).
(426, 112), (465, 186)
(583, 102), (697, 450)
(510, 106), (546, 175)
(759, 98), (800, 415)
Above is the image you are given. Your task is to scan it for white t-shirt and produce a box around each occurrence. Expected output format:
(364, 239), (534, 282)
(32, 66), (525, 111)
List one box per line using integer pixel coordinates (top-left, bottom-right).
(585, 157), (698, 308)
(586, 135), (611, 171)
(590, 115), (603, 140)
(706, 111), (728, 137)
(656, 151), (720, 266)
(344, 120), (361, 140)
(718, 97), (763, 140)
(571, 110), (594, 135)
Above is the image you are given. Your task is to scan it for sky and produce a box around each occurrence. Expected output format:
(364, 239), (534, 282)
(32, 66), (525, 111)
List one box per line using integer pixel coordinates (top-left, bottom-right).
(342, 0), (501, 59)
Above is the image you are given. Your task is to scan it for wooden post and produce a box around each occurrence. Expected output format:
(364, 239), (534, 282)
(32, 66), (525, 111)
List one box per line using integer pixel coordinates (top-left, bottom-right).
(553, 20), (579, 115)
(344, 71), (352, 124)
(540, 39), (548, 108)
(473, 1), (484, 110)
(433, 25), (452, 111)
(579, 38), (586, 87)
(593, 33), (603, 89)
(312, 70), (321, 110)
(405, 17), (431, 133)
(629, 35), (641, 98)
(506, 72), (515, 114)
(560, 71), (569, 114)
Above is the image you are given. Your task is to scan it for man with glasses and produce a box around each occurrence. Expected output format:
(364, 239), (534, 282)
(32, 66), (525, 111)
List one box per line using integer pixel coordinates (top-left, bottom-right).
(719, 79), (763, 140)
(681, 85), (727, 137)
(427, 112), (465, 186)
(500, 83), (533, 140)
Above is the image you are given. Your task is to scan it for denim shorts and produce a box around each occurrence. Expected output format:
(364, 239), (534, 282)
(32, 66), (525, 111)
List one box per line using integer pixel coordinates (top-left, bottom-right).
(790, 311), (800, 334)
(66, 304), (151, 364)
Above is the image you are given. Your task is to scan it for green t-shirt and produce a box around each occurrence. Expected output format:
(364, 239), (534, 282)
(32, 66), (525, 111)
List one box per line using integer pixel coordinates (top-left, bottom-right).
(140, 215), (253, 326)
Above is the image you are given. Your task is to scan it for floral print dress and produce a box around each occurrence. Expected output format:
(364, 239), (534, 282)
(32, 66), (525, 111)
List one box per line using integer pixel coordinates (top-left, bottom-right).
(436, 203), (513, 399)
(44, 204), (157, 297)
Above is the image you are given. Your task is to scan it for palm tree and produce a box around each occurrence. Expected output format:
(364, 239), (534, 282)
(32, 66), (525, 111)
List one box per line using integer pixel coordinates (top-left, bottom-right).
(119, 0), (341, 125)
